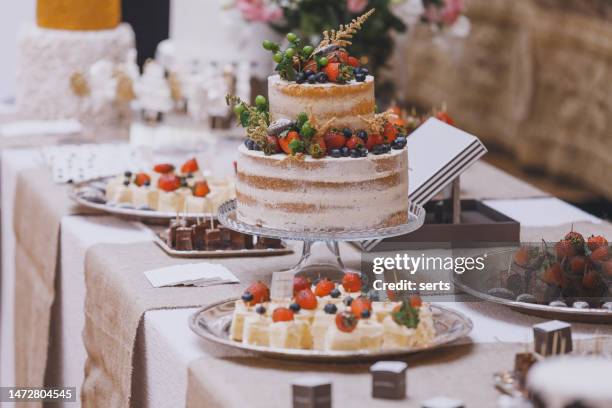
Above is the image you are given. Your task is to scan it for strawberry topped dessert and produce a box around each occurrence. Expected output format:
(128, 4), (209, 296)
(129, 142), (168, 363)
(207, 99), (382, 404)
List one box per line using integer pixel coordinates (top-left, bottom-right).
(228, 278), (435, 352)
(105, 157), (235, 214)
(227, 9), (410, 232)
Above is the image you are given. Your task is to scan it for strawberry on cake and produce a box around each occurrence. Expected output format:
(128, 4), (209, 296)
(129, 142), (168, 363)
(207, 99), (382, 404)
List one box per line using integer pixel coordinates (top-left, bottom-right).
(229, 275), (435, 352)
(227, 9), (410, 232)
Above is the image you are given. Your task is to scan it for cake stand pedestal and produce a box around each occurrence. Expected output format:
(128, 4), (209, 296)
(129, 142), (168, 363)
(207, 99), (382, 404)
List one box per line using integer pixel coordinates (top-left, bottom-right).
(217, 200), (426, 298)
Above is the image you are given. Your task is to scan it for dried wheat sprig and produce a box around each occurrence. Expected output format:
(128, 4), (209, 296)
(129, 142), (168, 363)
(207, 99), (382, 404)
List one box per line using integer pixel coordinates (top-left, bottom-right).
(315, 9), (375, 53)
(359, 111), (394, 134)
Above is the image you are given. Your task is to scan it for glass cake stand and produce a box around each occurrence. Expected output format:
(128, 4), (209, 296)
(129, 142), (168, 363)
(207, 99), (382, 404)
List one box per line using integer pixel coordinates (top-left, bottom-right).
(218, 200), (426, 298)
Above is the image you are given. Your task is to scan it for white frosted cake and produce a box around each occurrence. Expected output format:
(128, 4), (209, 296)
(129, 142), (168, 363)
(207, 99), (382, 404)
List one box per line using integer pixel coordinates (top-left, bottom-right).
(15, 0), (134, 124)
(527, 356), (612, 408)
(230, 10), (409, 232)
(235, 144), (408, 231)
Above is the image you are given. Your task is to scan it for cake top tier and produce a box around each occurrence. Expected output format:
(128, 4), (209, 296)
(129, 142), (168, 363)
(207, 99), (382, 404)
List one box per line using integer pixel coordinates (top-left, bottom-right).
(37, 0), (121, 31)
(260, 9), (375, 85)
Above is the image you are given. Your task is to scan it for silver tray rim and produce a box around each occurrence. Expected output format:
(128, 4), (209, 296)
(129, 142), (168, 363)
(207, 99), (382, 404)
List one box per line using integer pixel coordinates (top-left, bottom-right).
(188, 298), (473, 362)
(70, 176), (216, 221)
(153, 232), (294, 258)
(453, 274), (612, 323)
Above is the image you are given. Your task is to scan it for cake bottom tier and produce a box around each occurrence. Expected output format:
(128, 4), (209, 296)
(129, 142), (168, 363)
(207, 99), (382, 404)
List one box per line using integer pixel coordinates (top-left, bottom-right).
(15, 23), (134, 125)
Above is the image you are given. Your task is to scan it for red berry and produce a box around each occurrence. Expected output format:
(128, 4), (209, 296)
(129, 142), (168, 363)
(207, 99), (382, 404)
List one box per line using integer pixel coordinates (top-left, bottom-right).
(158, 174), (181, 192)
(382, 122), (399, 144)
(542, 263), (563, 286)
(323, 62), (341, 83)
(345, 135), (364, 150)
(569, 256), (587, 274)
(350, 296), (372, 318)
(293, 276), (310, 296)
(295, 289), (318, 310)
(409, 295), (423, 308)
(153, 163), (175, 174)
(266, 135), (281, 154)
(134, 172), (151, 187)
(323, 130), (346, 150)
(272, 307), (294, 322)
(314, 278), (335, 297)
(180, 158), (198, 174)
(365, 133), (384, 150)
(279, 131), (301, 155)
(342, 272), (362, 293)
(587, 235), (608, 251)
(245, 281), (270, 306)
(555, 240), (576, 260)
(590, 246), (610, 263)
(193, 181), (210, 197)
(513, 247), (530, 268)
(335, 311), (358, 333)
(347, 56), (360, 67)
(582, 270), (598, 290)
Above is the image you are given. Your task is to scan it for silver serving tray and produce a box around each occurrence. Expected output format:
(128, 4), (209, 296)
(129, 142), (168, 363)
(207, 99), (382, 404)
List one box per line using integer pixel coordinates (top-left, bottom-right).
(153, 233), (293, 258)
(70, 176), (215, 223)
(454, 259), (612, 324)
(189, 299), (473, 362)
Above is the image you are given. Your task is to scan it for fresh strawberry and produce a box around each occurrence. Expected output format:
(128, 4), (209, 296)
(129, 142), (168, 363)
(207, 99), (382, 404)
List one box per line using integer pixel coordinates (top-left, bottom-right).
(323, 130), (346, 150)
(569, 256), (587, 274)
(272, 307), (294, 322)
(582, 270), (599, 290)
(350, 296), (372, 318)
(158, 174), (181, 192)
(180, 158), (198, 174)
(314, 278), (335, 297)
(409, 295), (423, 308)
(323, 63), (341, 82)
(345, 135), (365, 150)
(295, 288), (318, 310)
(587, 235), (608, 251)
(342, 272), (362, 293)
(347, 56), (360, 67)
(327, 49), (349, 64)
(193, 181), (210, 197)
(266, 135), (281, 154)
(382, 121), (399, 144)
(365, 133), (384, 150)
(308, 136), (327, 158)
(279, 131), (301, 155)
(555, 240), (576, 260)
(244, 281), (270, 306)
(542, 262), (563, 286)
(134, 172), (151, 187)
(435, 111), (455, 126)
(602, 260), (612, 278)
(302, 59), (319, 73)
(293, 276), (311, 296)
(513, 247), (530, 268)
(335, 311), (358, 333)
(590, 246), (609, 262)
(153, 163), (175, 174)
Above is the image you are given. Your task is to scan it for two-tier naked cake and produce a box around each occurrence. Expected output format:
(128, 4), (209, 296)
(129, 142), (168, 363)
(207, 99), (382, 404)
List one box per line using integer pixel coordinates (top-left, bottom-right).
(229, 9), (409, 232)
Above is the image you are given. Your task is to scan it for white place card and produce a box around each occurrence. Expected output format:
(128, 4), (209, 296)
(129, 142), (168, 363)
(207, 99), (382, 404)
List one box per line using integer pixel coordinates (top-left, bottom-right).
(144, 263), (240, 288)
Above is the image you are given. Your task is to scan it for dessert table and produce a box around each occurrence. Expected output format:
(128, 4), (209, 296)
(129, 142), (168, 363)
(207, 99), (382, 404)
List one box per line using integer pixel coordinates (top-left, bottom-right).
(1, 141), (611, 408)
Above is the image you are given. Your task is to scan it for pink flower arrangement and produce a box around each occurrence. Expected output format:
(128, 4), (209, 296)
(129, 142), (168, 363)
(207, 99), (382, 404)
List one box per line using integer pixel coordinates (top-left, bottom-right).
(346, 0), (368, 13)
(423, 0), (464, 26)
(235, 0), (282, 23)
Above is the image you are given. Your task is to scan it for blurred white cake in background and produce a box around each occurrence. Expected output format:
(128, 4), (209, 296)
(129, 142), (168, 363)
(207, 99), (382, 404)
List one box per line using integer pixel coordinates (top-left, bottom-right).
(15, 0), (135, 127)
